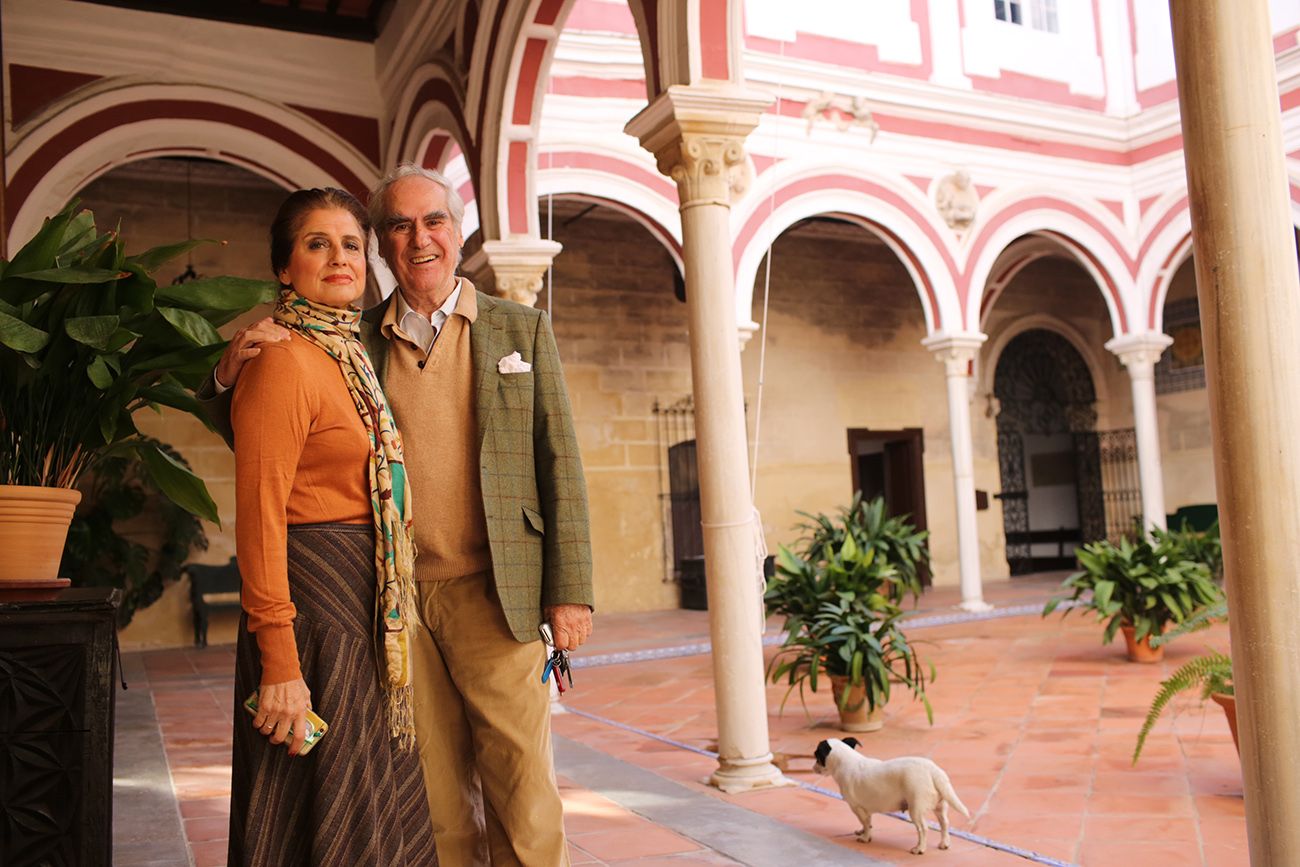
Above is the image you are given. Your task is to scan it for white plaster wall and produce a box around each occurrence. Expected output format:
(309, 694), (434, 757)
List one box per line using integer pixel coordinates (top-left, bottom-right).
(959, 0), (1105, 97)
(744, 0), (923, 65)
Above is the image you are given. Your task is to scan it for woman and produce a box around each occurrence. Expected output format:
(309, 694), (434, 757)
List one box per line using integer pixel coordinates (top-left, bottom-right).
(228, 188), (435, 865)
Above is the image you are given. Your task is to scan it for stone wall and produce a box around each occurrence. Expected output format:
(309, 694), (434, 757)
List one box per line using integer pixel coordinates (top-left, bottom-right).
(1156, 258), (1217, 512)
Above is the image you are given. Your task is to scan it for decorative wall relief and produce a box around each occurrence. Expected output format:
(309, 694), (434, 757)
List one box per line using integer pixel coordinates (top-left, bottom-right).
(935, 170), (979, 233)
(801, 92), (879, 141)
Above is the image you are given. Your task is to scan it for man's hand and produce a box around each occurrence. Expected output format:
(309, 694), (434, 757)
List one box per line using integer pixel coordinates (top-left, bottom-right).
(215, 317), (291, 389)
(544, 604), (592, 652)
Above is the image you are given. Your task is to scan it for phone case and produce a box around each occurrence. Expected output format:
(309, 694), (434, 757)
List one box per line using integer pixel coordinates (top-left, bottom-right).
(244, 691), (329, 756)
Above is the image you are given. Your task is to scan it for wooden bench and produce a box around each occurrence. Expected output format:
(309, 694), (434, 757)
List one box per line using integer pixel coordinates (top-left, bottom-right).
(184, 558), (241, 647)
(1004, 527), (1083, 572)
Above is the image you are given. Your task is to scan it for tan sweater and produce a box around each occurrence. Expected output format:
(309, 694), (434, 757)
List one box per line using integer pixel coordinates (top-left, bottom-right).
(232, 334), (371, 683)
(382, 288), (493, 580)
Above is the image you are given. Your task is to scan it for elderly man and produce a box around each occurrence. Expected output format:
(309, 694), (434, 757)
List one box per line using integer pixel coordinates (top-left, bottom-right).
(206, 164), (593, 866)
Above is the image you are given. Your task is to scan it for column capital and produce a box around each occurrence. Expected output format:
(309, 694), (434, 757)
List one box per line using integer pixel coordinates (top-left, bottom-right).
(625, 84), (773, 207)
(1105, 331), (1173, 370)
(921, 331), (988, 375)
(461, 238), (563, 308)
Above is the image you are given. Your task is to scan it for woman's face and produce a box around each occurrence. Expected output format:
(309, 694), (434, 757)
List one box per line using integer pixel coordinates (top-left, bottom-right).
(278, 207), (367, 308)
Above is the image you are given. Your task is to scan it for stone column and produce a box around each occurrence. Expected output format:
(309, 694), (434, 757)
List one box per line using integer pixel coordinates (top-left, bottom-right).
(1106, 332), (1174, 532)
(1169, 2), (1300, 861)
(627, 84), (787, 794)
(461, 238), (562, 307)
(921, 332), (990, 612)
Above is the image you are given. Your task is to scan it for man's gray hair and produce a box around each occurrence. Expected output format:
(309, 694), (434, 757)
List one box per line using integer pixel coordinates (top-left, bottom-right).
(369, 162), (466, 233)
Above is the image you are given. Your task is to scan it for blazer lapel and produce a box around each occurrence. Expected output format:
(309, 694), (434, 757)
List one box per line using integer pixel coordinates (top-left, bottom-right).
(472, 292), (505, 447)
(361, 300), (392, 384)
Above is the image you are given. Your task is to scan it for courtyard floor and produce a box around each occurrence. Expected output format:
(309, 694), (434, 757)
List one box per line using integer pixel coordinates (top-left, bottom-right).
(112, 575), (1245, 866)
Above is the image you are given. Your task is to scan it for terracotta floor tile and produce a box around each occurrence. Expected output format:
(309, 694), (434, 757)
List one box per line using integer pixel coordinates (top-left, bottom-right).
(189, 839), (228, 867)
(1082, 814), (1200, 843)
(179, 796), (230, 819)
(1202, 842), (1251, 867)
(1078, 839), (1204, 864)
(1086, 793), (1195, 817)
(571, 827), (703, 860)
(183, 815), (230, 843)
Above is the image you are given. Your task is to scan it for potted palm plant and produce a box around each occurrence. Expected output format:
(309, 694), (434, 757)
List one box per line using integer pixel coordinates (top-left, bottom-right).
(0, 202), (274, 584)
(1042, 526), (1223, 662)
(765, 495), (933, 731)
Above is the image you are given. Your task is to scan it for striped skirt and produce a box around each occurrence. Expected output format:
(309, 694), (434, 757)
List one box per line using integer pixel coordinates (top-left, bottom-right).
(228, 523), (437, 866)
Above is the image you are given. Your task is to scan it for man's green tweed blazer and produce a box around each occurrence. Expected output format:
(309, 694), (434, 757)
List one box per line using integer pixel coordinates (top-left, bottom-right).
(203, 287), (594, 643)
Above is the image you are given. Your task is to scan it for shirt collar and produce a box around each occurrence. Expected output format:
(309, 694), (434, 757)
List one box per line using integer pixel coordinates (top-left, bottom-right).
(395, 279), (461, 325)
(381, 277), (478, 346)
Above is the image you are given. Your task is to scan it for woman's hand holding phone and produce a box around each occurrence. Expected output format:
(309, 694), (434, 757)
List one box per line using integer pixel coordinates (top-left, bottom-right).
(253, 678), (312, 756)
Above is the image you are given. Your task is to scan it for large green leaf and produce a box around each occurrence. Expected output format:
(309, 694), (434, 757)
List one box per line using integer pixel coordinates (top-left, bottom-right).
(0, 309), (50, 352)
(159, 306), (222, 346)
(139, 382), (214, 432)
(19, 266), (128, 284)
(87, 355), (114, 388)
(155, 276), (277, 311)
(138, 441), (219, 524)
(65, 315), (120, 350)
(127, 238), (215, 275)
(4, 208), (73, 280)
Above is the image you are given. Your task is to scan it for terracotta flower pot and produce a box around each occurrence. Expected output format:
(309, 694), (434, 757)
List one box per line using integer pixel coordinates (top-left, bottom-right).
(0, 485), (81, 584)
(1210, 692), (1239, 755)
(829, 674), (884, 733)
(1120, 624), (1164, 663)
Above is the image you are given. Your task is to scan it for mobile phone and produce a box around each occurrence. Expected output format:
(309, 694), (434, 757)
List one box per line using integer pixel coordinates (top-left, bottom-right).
(244, 691), (329, 756)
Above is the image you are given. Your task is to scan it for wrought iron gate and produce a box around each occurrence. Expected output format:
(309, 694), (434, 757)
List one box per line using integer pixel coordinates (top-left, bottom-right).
(1094, 427), (1142, 541)
(653, 396), (701, 585)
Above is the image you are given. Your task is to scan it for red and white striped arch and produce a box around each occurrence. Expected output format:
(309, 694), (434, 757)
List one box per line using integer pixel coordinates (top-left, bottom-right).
(385, 61), (476, 179)
(6, 82), (377, 251)
(536, 148), (682, 271)
(1140, 180), (1300, 332)
(733, 165), (961, 335)
(962, 190), (1135, 338)
(474, 0), (740, 244)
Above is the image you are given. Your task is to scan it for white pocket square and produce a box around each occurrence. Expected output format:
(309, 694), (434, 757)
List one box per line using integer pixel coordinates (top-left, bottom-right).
(498, 351), (532, 374)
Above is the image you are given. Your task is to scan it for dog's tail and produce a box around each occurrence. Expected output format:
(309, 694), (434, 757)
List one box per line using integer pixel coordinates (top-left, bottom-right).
(933, 768), (971, 819)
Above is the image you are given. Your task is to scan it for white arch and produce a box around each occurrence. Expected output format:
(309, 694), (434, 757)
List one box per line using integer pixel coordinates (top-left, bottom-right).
(537, 166), (682, 264)
(1138, 205), (1195, 333)
(9, 82), (376, 250)
(965, 197), (1134, 339)
(981, 314), (1112, 409)
(386, 62), (472, 169)
(734, 169), (960, 337)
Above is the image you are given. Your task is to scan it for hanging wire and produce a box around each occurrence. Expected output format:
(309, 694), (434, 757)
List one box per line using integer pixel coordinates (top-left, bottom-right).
(749, 43), (786, 625)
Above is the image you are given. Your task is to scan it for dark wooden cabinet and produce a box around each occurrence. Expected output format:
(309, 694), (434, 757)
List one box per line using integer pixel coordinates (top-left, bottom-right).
(0, 588), (121, 867)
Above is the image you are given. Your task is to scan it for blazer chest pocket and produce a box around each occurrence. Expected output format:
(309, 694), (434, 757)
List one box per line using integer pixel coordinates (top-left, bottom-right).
(522, 505), (545, 535)
(500, 374), (533, 411)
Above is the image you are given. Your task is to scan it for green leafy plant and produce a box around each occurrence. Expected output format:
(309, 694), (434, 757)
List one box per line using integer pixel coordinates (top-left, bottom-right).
(1155, 520), (1222, 582)
(1132, 650), (1233, 763)
(59, 438), (209, 627)
(1042, 530), (1224, 646)
(0, 201), (275, 520)
(765, 497), (934, 721)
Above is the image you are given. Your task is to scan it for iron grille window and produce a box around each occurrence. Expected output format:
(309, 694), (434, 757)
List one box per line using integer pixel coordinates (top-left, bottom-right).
(995, 0), (1059, 32)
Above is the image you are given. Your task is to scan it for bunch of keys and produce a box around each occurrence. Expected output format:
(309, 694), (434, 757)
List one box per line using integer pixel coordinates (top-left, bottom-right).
(538, 623), (574, 694)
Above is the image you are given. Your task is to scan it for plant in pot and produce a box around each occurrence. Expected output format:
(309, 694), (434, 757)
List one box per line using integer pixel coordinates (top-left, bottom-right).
(765, 495), (933, 732)
(1042, 528), (1224, 663)
(1132, 650), (1234, 762)
(0, 202), (275, 585)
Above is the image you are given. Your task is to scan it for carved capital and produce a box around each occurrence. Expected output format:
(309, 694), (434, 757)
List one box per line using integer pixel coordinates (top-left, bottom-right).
(625, 84), (772, 208)
(1106, 332), (1174, 375)
(461, 238), (562, 308)
(922, 331), (988, 377)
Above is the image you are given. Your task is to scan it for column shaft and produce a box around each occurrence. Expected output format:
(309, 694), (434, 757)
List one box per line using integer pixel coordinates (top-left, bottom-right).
(1169, 2), (1300, 861)
(1127, 362), (1167, 531)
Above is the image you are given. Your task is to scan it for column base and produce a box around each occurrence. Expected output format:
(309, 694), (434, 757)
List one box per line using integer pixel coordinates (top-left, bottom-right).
(706, 754), (793, 794)
(957, 598), (994, 613)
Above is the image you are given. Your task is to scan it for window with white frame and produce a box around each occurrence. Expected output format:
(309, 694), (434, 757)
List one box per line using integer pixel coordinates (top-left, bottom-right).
(994, 0), (1058, 33)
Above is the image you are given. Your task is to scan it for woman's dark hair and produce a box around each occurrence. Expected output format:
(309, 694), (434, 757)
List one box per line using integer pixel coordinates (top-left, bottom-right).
(269, 187), (371, 281)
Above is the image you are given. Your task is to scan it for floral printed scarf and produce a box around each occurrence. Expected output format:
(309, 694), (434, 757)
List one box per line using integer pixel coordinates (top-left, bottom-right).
(274, 289), (417, 747)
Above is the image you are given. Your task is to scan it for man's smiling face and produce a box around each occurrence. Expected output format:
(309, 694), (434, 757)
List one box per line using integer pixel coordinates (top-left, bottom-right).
(379, 175), (464, 309)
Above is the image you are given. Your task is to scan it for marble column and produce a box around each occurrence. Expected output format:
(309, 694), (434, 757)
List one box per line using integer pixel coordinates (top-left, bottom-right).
(462, 238), (563, 307)
(1105, 332), (1174, 532)
(922, 332), (990, 612)
(627, 84), (788, 794)
(1169, 1), (1300, 860)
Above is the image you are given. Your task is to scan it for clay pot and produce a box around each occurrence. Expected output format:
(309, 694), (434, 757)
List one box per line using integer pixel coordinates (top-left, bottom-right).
(0, 485), (81, 584)
(1121, 624), (1164, 663)
(1211, 692), (1239, 755)
(829, 674), (884, 733)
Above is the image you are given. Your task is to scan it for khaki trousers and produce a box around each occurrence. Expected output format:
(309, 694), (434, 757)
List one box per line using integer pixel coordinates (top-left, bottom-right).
(411, 571), (568, 867)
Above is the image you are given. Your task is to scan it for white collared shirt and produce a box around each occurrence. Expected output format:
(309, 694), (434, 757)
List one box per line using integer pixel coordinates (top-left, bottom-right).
(395, 279), (462, 355)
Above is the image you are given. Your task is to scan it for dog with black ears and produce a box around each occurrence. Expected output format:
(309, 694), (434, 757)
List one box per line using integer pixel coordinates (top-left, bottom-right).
(813, 737), (970, 855)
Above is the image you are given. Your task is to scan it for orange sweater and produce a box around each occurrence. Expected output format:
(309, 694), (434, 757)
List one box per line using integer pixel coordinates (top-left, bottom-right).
(232, 333), (371, 683)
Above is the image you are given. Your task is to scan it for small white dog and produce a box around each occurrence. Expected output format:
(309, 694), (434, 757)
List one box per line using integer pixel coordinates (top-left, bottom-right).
(813, 737), (970, 855)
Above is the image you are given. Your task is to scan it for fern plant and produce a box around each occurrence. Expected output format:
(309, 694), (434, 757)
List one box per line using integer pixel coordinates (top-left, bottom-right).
(1132, 650), (1233, 763)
